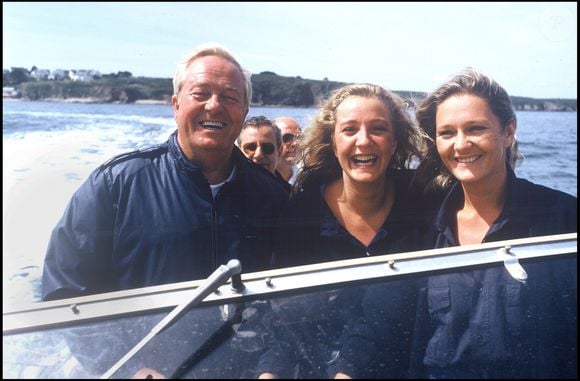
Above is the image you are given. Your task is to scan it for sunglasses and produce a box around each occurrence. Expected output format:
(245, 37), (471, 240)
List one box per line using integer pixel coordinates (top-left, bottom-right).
(282, 133), (301, 144)
(243, 142), (276, 155)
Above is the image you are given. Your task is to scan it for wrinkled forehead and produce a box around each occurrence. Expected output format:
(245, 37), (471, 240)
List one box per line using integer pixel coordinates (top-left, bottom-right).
(276, 120), (301, 134)
(185, 56), (245, 92)
(280, 124), (300, 135)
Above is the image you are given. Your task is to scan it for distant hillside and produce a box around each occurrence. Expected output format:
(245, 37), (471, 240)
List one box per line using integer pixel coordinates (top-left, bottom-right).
(14, 76), (173, 104)
(251, 71), (343, 107)
(249, 72), (576, 111)
(4, 70), (577, 111)
(508, 96), (577, 112)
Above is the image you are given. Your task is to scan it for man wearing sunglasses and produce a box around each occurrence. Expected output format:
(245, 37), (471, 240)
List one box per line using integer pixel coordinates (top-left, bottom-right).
(237, 116), (280, 173)
(238, 116), (291, 192)
(273, 117), (302, 185)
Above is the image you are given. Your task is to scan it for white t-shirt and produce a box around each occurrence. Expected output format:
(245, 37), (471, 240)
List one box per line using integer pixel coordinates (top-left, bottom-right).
(209, 165), (237, 198)
(288, 165), (299, 185)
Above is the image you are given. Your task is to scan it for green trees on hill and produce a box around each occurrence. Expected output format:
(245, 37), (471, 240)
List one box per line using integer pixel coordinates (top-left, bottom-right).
(18, 77), (173, 103)
(251, 71), (343, 106)
(3, 69), (576, 111)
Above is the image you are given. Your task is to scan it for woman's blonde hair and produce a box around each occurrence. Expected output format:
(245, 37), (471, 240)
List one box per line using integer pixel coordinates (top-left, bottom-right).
(294, 83), (424, 191)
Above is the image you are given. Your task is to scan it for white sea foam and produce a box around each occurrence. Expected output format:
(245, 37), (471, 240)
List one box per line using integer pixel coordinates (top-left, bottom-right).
(3, 105), (176, 306)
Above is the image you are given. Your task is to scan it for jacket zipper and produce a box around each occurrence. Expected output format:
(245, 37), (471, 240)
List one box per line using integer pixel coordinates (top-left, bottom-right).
(211, 205), (218, 271)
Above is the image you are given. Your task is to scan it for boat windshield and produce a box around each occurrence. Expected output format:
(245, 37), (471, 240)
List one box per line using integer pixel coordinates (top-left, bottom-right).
(3, 234), (577, 379)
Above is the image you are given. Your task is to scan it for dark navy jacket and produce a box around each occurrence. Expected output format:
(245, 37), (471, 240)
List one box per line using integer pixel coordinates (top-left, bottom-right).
(412, 169), (577, 378)
(257, 169), (431, 378)
(271, 169), (428, 268)
(42, 131), (289, 301)
(331, 169), (577, 378)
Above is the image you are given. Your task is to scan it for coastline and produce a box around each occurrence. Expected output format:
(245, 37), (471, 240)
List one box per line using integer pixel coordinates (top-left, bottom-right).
(3, 97), (577, 112)
(2, 97), (171, 105)
(45, 97), (109, 104)
(1, 97), (317, 109)
(134, 99), (170, 105)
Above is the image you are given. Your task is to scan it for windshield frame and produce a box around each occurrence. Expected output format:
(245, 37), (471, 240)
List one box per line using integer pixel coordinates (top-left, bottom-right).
(4, 232), (576, 335)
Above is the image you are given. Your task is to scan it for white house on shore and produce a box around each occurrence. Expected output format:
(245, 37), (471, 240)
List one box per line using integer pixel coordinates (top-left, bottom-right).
(5, 67), (101, 82)
(3, 86), (19, 98)
(68, 69), (101, 82)
(48, 69), (70, 80)
(30, 69), (51, 80)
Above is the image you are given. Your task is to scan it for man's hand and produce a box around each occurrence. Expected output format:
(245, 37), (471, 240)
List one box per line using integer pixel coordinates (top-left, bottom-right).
(131, 367), (167, 379)
(258, 372), (278, 379)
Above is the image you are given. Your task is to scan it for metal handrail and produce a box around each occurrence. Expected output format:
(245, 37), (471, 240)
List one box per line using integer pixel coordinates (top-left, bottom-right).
(3, 233), (577, 335)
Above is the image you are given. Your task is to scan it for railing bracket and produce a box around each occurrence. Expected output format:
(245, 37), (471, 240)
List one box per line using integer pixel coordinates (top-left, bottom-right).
(499, 245), (527, 283)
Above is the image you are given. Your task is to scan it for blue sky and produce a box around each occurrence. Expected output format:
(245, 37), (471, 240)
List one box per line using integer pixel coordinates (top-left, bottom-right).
(3, 2), (577, 99)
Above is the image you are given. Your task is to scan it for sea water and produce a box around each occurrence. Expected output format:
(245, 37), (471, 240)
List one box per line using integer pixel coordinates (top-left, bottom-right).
(2, 100), (577, 305)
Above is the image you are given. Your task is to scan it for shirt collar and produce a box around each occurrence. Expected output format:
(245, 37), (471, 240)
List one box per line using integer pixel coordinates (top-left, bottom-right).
(319, 183), (391, 249)
(169, 130), (245, 181)
(434, 166), (519, 238)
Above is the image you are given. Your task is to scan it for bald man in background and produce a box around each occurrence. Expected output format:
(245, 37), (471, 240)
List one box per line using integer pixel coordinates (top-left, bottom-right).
(273, 117), (302, 185)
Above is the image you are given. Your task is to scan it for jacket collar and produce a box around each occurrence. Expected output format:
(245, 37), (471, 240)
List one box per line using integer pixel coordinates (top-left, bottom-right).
(168, 130), (249, 180)
(435, 166), (520, 234)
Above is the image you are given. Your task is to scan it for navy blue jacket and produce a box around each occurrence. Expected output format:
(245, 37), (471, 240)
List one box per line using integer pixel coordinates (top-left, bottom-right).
(271, 169), (428, 268)
(412, 169), (577, 378)
(430, 168), (577, 247)
(257, 169), (431, 378)
(332, 169), (577, 378)
(42, 131), (289, 301)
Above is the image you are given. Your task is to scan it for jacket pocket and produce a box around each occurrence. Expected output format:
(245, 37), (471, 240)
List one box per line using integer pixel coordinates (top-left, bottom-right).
(505, 280), (523, 336)
(425, 286), (451, 363)
(428, 286), (450, 314)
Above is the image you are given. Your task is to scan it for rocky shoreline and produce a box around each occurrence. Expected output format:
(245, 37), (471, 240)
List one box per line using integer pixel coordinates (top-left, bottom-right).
(3, 96), (172, 105)
(4, 96), (576, 111)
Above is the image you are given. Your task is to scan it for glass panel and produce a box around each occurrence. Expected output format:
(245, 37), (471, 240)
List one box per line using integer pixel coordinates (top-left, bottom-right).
(3, 255), (576, 379)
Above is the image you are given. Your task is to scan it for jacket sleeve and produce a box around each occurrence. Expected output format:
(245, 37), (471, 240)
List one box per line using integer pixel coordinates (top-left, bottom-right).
(41, 167), (116, 300)
(328, 279), (421, 378)
(254, 329), (296, 378)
